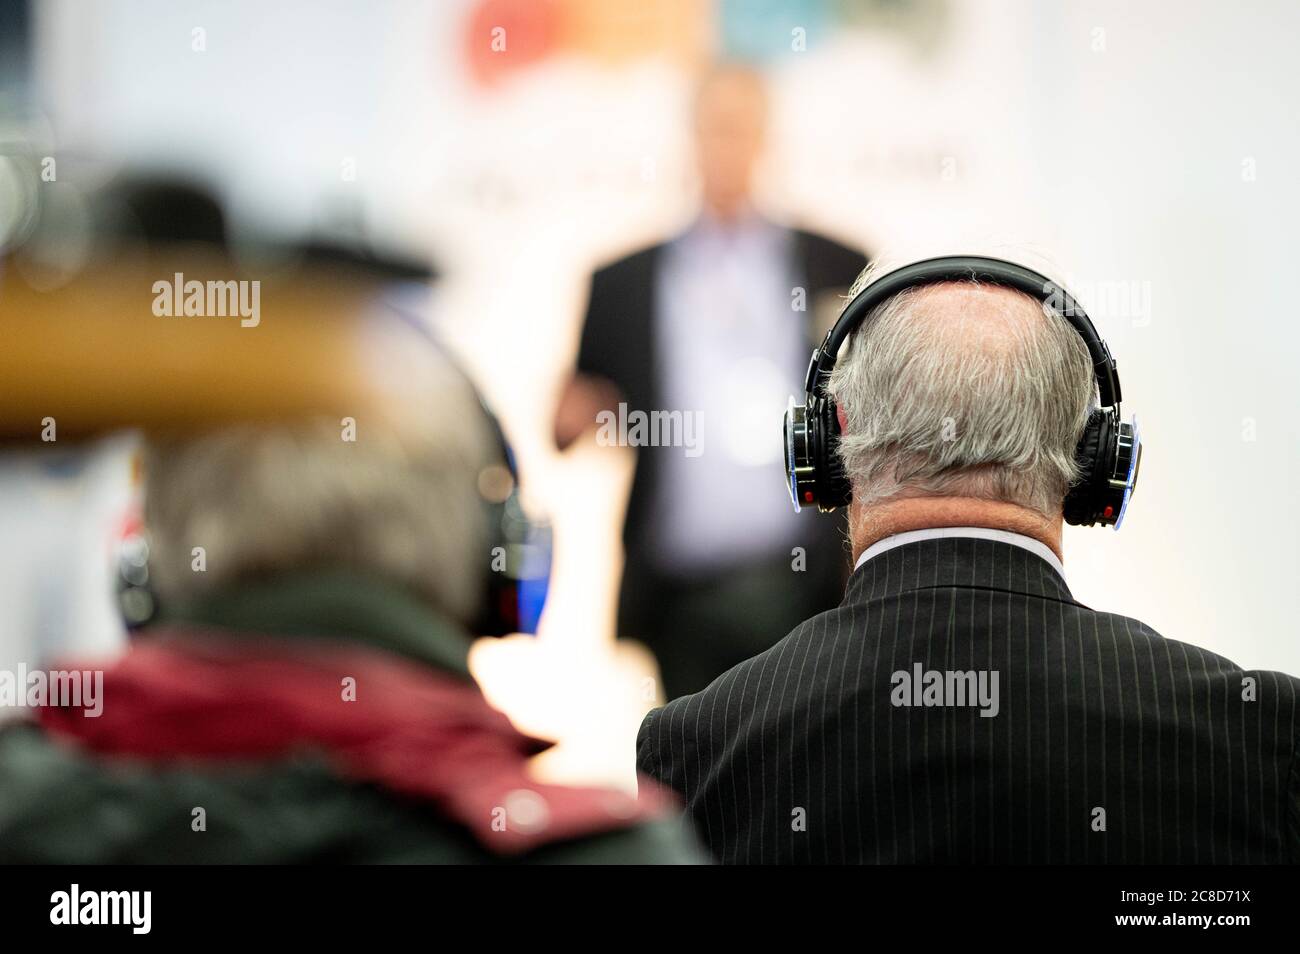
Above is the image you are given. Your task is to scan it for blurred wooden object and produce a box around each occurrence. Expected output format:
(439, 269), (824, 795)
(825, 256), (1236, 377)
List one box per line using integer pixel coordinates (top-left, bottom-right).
(0, 246), (413, 441)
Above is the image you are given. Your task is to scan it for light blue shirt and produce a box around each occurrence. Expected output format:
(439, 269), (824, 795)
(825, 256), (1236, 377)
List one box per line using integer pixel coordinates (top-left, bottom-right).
(646, 213), (809, 573)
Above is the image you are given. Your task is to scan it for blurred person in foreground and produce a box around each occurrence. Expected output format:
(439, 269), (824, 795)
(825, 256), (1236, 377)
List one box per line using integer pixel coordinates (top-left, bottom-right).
(555, 64), (867, 698)
(0, 256), (699, 863)
(637, 254), (1300, 864)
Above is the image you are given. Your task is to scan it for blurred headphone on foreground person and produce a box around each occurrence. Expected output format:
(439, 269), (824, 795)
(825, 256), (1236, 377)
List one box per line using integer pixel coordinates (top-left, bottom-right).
(116, 289), (552, 642)
(0, 183), (700, 863)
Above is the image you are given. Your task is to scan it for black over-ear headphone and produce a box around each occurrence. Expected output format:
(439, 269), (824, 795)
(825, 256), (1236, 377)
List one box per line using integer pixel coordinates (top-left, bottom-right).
(782, 255), (1142, 528)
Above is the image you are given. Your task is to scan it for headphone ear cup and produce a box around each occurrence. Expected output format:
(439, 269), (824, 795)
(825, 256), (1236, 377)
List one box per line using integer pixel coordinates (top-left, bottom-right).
(1064, 409), (1111, 526)
(818, 397), (852, 511)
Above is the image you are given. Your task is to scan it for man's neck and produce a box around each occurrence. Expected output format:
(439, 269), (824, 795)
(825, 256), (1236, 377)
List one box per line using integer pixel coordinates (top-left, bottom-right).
(700, 195), (757, 227)
(848, 496), (1064, 566)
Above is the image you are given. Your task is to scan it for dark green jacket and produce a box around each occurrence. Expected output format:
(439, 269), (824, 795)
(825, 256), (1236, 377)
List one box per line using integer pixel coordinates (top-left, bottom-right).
(0, 575), (703, 864)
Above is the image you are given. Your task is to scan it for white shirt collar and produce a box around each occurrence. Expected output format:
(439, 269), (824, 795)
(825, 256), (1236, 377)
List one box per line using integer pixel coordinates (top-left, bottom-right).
(853, 526), (1066, 580)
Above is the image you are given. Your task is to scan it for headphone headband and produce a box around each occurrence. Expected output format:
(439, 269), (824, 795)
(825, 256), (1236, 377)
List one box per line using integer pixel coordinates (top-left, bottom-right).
(806, 255), (1122, 409)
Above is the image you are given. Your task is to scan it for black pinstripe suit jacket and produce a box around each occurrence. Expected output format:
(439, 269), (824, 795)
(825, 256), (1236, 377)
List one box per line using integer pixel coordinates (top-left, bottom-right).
(636, 537), (1300, 863)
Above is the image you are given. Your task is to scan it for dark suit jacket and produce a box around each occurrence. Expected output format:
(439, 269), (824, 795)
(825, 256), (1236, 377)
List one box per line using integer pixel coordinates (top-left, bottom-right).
(574, 228), (866, 579)
(637, 536), (1300, 863)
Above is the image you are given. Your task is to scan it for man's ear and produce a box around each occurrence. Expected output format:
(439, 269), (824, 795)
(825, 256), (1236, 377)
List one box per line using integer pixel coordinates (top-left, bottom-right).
(836, 402), (848, 434)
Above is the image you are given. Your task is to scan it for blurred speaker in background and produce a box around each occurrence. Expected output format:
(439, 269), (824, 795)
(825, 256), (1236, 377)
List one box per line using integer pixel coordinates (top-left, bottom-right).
(556, 65), (868, 698)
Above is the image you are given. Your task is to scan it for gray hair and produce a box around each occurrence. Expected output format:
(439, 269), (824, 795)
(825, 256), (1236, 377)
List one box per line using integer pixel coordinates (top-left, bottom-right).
(143, 374), (500, 627)
(827, 263), (1096, 518)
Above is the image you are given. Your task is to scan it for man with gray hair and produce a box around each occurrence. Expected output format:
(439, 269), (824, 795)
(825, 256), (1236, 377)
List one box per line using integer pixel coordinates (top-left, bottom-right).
(636, 253), (1300, 864)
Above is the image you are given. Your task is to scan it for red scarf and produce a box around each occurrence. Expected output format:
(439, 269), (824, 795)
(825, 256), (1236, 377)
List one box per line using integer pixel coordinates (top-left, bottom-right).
(40, 630), (673, 856)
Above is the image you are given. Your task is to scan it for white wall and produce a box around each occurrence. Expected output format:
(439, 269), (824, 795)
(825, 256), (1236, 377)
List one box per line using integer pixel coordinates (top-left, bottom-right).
(1015, 1), (1300, 673)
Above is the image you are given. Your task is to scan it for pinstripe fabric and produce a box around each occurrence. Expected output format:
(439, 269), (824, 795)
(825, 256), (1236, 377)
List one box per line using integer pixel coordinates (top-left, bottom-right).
(636, 537), (1300, 864)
